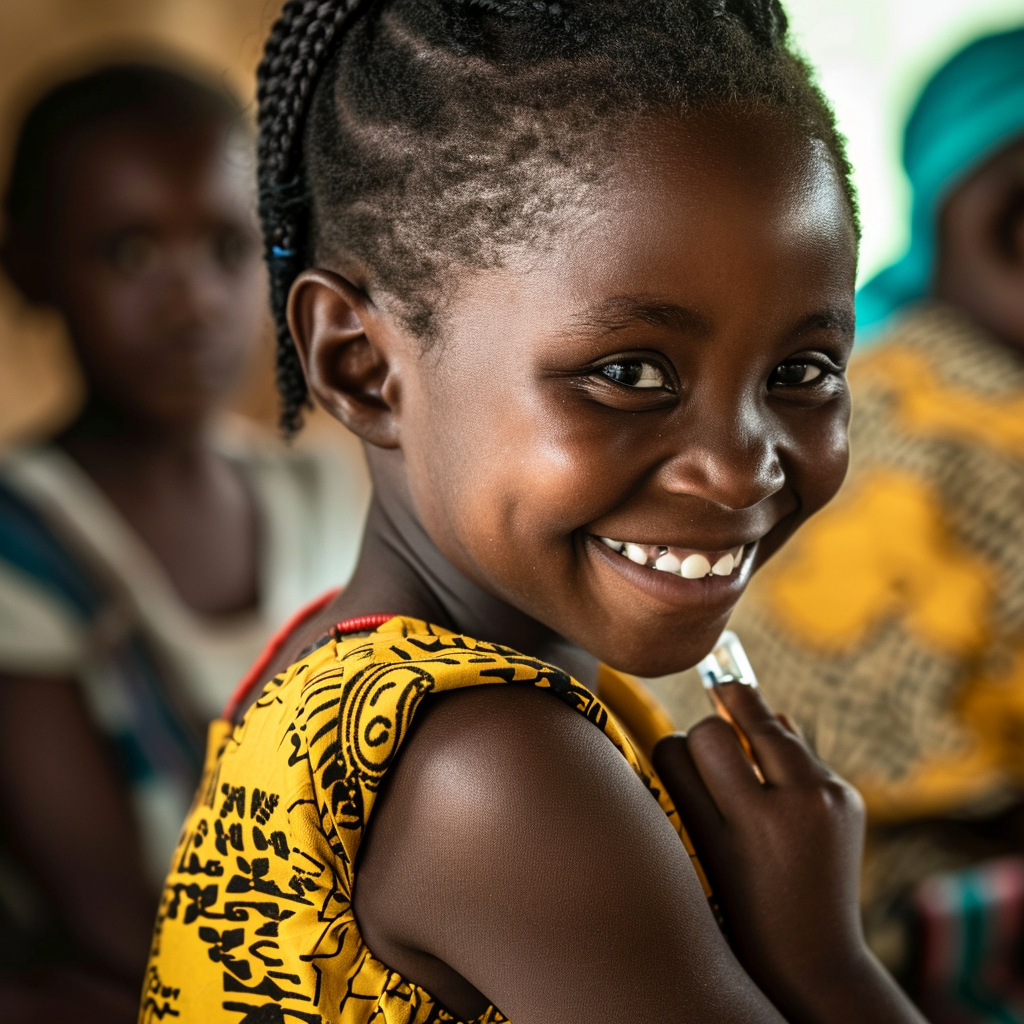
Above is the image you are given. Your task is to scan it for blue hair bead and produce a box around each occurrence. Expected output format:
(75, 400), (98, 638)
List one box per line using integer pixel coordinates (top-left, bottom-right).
(271, 245), (296, 259)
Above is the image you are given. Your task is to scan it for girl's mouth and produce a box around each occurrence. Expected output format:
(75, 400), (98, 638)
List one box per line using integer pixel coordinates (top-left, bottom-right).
(595, 537), (749, 579)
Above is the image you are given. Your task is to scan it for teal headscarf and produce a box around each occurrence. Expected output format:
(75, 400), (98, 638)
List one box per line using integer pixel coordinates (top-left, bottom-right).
(856, 26), (1024, 339)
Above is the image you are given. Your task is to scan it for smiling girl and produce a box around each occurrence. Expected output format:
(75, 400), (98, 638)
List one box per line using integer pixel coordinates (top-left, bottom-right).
(141, 2), (926, 1022)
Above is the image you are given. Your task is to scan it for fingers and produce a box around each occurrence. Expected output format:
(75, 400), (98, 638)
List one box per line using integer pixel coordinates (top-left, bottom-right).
(684, 714), (765, 810)
(710, 683), (824, 788)
(775, 712), (802, 739)
(652, 732), (722, 837)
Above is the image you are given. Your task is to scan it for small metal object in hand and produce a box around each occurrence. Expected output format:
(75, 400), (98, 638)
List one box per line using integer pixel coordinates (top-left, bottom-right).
(696, 631), (764, 782)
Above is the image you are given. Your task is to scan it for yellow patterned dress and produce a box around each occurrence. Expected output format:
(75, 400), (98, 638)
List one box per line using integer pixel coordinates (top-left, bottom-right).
(139, 615), (698, 1023)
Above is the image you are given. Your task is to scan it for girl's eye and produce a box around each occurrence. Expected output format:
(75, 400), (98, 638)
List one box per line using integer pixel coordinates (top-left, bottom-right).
(214, 229), (254, 273)
(771, 362), (823, 386)
(106, 234), (159, 276)
(598, 360), (667, 389)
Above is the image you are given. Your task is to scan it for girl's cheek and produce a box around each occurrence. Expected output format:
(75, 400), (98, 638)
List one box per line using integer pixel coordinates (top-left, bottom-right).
(795, 408), (851, 513)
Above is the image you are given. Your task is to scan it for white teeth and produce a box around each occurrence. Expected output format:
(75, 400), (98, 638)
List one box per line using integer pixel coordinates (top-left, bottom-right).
(625, 543), (649, 565)
(711, 553), (735, 576)
(680, 554), (712, 579)
(600, 537), (748, 579)
(654, 552), (682, 574)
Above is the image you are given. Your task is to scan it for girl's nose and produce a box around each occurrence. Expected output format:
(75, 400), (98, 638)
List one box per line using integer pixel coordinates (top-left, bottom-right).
(658, 401), (786, 512)
(164, 243), (224, 321)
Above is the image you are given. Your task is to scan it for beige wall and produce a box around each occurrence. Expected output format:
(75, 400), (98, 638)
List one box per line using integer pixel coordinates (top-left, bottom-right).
(0, 0), (287, 446)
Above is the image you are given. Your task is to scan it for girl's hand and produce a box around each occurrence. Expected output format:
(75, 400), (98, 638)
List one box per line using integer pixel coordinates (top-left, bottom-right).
(653, 683), (920, 1024)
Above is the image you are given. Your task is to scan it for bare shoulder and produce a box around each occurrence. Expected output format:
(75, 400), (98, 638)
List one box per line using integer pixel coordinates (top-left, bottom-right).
(359, 684), (663, 880)
(355, 683), (779, 1024)
(382, 682), (647, 813)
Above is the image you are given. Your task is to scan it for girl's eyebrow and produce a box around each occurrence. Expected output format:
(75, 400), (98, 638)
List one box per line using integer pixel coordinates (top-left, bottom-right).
(567, 296), (712, 339)
(794, 308), (857, 337)
(566, 296), (856, 342)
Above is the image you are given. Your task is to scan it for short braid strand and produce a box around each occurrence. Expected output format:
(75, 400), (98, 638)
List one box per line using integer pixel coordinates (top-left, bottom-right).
(257, 0), (364, 434)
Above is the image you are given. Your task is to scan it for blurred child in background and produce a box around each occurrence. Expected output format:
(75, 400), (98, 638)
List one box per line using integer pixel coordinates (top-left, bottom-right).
(0, 61), (367, 1019)
(650, 26), (1024, 1023)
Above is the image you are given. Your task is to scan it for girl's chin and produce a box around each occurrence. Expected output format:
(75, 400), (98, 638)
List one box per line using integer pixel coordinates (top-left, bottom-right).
(597, 626), (731, 680)
(567, 536), (753, 676)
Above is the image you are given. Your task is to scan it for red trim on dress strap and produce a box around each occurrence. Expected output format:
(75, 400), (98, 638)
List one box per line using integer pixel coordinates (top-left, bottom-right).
(223, 588), (341, 720)
(224, 599), (397, 721)
(329, 614), (396, 639)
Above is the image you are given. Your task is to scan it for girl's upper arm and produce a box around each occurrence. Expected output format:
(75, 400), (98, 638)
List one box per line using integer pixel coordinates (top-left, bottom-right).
(354, 684), (787, 1024)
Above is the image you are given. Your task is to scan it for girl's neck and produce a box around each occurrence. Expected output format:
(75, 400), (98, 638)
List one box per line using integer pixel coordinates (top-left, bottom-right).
(335, 494), (599, 689)
(55, 397), (261, 619)
(58, 398), (215, 482)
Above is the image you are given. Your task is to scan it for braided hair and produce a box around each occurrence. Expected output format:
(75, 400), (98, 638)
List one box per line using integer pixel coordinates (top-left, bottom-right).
(256, 0), (857, 434)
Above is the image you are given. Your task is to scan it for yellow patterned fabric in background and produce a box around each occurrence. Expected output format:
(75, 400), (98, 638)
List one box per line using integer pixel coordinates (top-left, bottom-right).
(139, 616), (695, 1023)
(710, 303), (1024, 966)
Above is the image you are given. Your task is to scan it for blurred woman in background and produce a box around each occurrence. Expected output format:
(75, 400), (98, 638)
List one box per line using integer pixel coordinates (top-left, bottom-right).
(0, 62), (366, 1019)
(654, 25), (1024, 1024)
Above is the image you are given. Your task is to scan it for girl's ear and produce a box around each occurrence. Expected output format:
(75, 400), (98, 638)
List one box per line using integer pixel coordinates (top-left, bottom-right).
(287, 268), (401, 449)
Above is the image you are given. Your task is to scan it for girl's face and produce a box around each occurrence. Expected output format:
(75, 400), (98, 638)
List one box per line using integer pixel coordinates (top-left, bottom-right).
(41, 121), (264, 428)
(311, 111), (857, 676)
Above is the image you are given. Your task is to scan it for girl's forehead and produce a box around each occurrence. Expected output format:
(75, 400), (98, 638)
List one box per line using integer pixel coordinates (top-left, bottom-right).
(612, 110), (848, 214)
(483, 110), (854, 279)
(54, 123), (252, 226)
(431, 119), (856, 352)
(564, 118), (854, 284)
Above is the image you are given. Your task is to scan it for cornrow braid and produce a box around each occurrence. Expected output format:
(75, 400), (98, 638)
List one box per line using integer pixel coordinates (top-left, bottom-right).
(256, 0), (857, 436)
(256, 0), (365, 434)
